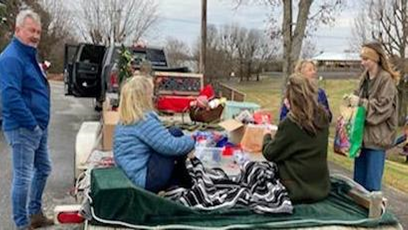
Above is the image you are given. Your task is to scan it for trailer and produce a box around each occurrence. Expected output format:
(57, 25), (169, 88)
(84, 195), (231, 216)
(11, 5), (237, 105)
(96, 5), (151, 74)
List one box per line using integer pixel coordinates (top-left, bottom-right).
(54, 120), (403, 230)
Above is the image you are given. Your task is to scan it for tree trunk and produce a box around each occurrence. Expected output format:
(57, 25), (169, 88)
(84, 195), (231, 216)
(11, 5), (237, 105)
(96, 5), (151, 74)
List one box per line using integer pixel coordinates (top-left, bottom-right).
(281, 0), (293, 96)
(239, 60), (244, 82)
(398, 79), (408, 126)
(246, 61), (252, 81)
(398, 1), (407, 126)
(200, 0), (207, 79)
(281, 0), (313, 96)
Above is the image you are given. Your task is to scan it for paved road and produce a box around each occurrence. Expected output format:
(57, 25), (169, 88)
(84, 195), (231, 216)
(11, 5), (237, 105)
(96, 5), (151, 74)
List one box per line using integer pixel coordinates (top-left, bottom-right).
(1, 81), (407, 229)
(0, 81), (98, 229)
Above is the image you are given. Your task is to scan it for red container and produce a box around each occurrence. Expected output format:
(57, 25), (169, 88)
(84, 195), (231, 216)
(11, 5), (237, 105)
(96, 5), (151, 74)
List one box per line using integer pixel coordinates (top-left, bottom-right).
(223, 146), (234, 156)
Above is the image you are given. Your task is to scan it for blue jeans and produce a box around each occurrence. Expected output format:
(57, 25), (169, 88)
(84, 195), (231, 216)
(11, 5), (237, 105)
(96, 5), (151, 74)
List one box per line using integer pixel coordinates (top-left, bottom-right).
(4, 127), (52, 228)
(353, 148), (385, 192)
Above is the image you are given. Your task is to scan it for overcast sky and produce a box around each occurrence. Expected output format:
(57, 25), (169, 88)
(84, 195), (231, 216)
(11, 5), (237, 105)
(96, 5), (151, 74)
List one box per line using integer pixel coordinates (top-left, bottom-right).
(152, 0), (359, 54)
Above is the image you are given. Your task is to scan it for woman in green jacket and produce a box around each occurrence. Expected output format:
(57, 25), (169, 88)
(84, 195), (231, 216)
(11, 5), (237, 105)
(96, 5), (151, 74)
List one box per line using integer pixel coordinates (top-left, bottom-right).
(262, 74), (330, 203)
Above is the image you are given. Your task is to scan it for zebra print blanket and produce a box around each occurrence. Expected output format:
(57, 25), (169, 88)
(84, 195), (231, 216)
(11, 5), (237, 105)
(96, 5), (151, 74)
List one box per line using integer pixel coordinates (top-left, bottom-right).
(164, 158), (293, 214)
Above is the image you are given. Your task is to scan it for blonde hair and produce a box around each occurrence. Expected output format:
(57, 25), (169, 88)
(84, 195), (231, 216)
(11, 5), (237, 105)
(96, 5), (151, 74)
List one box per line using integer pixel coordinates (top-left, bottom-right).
(362, 41), (400, 83)
(294, 59), (316, 74)
(118, 74), (154, 125)
(286, 73), (328, 135)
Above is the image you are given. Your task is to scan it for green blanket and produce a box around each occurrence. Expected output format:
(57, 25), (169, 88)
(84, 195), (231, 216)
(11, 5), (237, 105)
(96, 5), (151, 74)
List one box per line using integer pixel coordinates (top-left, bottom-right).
(89, 167), (399, 229)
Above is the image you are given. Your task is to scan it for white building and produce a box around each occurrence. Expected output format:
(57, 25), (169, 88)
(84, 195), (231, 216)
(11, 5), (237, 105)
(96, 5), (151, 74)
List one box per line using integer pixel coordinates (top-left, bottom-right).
(312, 52), (360, 70)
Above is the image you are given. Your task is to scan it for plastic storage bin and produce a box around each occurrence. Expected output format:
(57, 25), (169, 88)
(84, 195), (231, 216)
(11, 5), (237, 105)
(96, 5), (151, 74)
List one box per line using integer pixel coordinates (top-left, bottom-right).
(222, 101), (260, 120)
(195, 146), (223, 166)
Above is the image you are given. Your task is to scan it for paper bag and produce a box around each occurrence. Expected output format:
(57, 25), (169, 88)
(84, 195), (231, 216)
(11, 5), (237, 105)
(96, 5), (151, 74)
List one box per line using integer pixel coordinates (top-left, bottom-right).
(240, 124), (266, 153)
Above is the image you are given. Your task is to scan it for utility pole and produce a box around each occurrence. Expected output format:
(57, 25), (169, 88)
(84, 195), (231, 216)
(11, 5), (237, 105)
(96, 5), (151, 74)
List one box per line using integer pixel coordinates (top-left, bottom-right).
(200, 0), (207, 79)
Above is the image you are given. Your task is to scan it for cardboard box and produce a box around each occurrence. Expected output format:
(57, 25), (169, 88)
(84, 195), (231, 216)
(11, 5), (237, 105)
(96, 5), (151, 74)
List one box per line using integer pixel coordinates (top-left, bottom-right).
(219, 119), (277, 153)
(218, 119), (245, 144)
(101, 110), (119, 151)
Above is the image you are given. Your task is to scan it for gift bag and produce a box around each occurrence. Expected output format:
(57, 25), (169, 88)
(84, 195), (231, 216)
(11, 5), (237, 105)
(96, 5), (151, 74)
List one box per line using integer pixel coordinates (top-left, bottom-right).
(333, 106), (366, 158)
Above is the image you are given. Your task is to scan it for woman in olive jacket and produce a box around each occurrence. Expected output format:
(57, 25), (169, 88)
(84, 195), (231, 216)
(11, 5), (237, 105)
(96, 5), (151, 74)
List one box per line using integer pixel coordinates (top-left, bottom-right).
(262, 74), (331, 203)
(345, 41), (399, 192)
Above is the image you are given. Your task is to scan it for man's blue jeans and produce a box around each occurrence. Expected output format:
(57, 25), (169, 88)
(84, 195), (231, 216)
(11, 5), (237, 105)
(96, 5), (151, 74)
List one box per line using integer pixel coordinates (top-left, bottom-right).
(353, 148), (385, 192)
(4, 127), (52, 228)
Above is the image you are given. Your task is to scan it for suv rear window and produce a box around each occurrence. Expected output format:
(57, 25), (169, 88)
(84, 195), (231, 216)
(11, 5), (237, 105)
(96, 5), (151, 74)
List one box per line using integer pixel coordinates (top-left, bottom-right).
(110, 46), (168, 68)
(146, 49), (167, 67)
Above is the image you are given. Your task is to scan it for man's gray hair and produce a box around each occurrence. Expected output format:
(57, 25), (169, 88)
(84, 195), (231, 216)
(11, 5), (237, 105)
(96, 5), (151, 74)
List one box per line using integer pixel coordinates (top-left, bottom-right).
(15, 9), (41, 27)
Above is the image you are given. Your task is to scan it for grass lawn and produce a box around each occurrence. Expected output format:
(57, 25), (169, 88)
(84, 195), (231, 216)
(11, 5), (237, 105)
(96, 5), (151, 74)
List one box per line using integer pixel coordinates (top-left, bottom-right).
(228, 77), (408, 193)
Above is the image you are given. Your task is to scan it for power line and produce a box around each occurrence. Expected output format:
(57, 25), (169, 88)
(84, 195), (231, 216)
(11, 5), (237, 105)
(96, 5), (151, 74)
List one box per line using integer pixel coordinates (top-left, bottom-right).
(158, 16), (199, 25)
(314, 35), (350, 40)
(158, 16), (229, 27)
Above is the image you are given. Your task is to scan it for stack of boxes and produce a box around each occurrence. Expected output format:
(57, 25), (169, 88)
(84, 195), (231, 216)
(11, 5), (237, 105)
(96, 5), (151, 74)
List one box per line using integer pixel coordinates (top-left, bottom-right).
(101, 100), (119, 151)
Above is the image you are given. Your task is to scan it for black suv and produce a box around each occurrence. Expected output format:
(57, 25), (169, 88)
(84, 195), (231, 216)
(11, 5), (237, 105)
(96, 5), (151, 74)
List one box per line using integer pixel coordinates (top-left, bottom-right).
(64, 43), (189, 109)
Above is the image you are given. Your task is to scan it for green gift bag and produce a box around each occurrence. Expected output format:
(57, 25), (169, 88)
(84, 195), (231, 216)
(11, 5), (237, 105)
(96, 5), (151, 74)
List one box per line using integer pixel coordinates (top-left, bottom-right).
(334, 106), (366, 158)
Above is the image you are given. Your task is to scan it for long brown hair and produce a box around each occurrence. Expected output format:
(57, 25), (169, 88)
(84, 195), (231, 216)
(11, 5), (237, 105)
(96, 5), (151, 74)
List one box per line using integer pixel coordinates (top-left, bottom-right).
(286, 73), (328, 135)
(362, 41), (400, 83)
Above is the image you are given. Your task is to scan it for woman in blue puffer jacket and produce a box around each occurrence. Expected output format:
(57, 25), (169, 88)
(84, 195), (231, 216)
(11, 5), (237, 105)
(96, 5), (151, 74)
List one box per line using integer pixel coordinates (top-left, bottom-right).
(113, 75), (195, 193)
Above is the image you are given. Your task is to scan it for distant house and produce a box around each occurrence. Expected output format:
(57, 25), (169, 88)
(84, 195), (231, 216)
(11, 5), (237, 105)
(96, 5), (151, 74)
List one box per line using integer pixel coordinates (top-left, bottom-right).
(312, 52), (361, 71)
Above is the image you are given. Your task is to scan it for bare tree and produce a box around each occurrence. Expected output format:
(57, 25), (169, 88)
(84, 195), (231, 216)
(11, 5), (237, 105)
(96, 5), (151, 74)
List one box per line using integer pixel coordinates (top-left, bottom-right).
(0, 0), (20, 50)
(193, 24), (239, 81)
(351, 0), (408, 125)
(165, 37), (191, 68)
(349, 2), (373, 52)
(0, 2), (6, 22)
(37, 0), (76, 71)
(193, 23), (277, 83)
(373, 0), (407, 58)
(74, 0), (159, 45)
(0, 0), (75, 72)
(301, 38), (318, 59)
(234, 27), (249, 82)
(253, 34), (279, 81)
(234, 0), (345, 93)
(242, 29), (260, 81)
(219, 24), (240, 80)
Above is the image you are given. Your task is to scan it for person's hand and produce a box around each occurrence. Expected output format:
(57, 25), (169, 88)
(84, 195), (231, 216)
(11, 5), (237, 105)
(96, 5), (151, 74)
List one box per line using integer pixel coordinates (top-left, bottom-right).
(283, 98), (290, 109)
(187, 150), (196, 159)
(349, 95), (360, 107)
(263, 127), (272, 136)
(344, 94), (360, 107)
